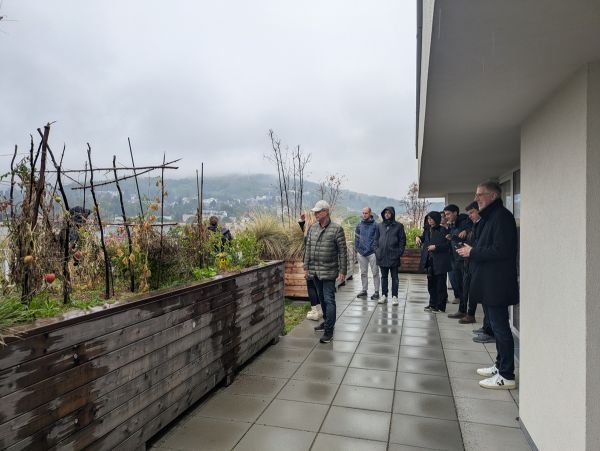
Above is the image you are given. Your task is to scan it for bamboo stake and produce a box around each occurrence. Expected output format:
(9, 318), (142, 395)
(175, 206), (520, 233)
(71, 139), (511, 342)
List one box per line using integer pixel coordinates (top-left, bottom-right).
(87, 144), (111, 299)
(82, 161), (87, 211)
(9, 145), (16, 219)
(128, 137), (144, 217)
(113, 155), (135, 292)
(157, 153), (166, 287)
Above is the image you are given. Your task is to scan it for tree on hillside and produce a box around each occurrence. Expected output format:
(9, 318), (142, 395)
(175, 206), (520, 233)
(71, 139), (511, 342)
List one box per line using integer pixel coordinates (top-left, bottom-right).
(400, 182), (430, 228)
(318, 173), (345, 213)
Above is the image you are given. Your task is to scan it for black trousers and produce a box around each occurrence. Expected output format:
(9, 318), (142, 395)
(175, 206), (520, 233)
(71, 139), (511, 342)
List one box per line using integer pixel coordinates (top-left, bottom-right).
(427, 272), (447, 311)
(306, 278), (319, 306)
(463, 264), (477, 316)
(380, 265), (399, 297)
(482, 303), (494, 336)
(452, 261), (466, 313)
(486, 304), (515, 379)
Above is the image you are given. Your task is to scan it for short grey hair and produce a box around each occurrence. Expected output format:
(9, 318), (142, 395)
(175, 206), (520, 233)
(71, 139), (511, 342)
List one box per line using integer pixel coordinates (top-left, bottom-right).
(477, 180), (502, 196)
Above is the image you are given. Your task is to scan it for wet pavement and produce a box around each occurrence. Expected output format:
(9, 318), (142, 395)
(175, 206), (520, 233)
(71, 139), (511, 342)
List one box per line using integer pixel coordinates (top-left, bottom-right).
(149, 273), (530, 451)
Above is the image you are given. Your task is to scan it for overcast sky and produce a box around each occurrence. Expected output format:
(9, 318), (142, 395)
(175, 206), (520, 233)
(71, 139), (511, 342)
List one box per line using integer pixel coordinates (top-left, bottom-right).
(0, 0), (417, 199)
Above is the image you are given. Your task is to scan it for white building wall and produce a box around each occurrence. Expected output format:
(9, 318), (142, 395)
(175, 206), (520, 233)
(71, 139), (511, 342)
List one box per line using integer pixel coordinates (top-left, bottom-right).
(445, 193), (475, 212)
(521, 64), (600, 450)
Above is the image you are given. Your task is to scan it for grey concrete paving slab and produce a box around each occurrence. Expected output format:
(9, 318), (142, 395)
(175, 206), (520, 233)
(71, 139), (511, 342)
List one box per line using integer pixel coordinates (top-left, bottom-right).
(444, 349), (494, 365)
(192, 393), (270, 422)
(306, 349), (354, 366)
(336, 316), (369, 324)
(399, 345), (445, 360)
(369, 318), (403, 327)
(355, 342), (399, 356)
(367, 326), (403, 335)
(334, 322), (366, 332)
(403, 327), (441, 337)
(153, 416), (251, 451)
(256, 398), (329, 431)
(240, 359), (301, 379)
(395, 372), (452, 396)
(321, 406), (391, 442)
(403, 319), (438, 329)
(450, 377), (514, 401)
(311, 433), (387, 451)
(288, 326), (320, 338)
(396, 357), (449, 377)
(318, 339), (359, 353)
(232, 424), (315, 451)
(292, 362), (347, 384)
(446, 361), (487, 380)
(226, 375), (288, 399)
(390, 413), (463, 450)
(259, 345), (312, 362)
(277, 336), (317, 349)
(332, 330), (364, 341)
(442, 338), (488, 351)
(350, 353), (398, 371)
(342, 367), (396, 389)
(460, 422), (531, 451)
(454, 397), (520, 428)
(333, 384), (394, 411)
(401, 336), (443, 348)
(361, 332), (402, 344)
(277, 379), (338, 404)
(387, 445), (443, 451)
(393, 390), (457, 420)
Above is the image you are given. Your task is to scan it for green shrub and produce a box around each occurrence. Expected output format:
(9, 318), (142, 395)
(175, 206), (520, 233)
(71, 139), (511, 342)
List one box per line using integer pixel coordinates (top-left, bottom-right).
(405, 227), (423, 249)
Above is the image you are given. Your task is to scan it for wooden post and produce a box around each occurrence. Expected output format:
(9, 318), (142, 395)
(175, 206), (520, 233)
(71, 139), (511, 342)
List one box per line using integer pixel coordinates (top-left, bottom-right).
(87, 144), (111, 299)
(157, 153), (166, 288)
(113, 155), (135, 292)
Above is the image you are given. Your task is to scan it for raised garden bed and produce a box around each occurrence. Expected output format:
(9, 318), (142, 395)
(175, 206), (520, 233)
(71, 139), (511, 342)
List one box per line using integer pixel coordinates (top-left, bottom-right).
(400, 248), (423, 274)
(0, 261), (284, 451)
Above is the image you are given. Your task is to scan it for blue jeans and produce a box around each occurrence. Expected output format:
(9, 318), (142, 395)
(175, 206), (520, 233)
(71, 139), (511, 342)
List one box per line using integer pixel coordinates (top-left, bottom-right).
(486, 304), (515, 380)
(380, 265), (399, 297)
(314, 277), (336, 335)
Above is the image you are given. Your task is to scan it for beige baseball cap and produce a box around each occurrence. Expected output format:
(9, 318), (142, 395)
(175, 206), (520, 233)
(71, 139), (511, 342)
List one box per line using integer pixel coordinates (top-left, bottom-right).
(311, 200), (330, 212)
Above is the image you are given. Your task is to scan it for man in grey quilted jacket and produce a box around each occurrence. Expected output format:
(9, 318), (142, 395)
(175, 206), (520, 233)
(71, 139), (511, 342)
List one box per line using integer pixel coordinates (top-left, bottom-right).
(304, 200), (348, 343)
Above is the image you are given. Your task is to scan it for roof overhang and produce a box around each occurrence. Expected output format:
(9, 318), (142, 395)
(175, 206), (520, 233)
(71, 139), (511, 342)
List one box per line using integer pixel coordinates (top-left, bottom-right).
(417, 0), (600, 196)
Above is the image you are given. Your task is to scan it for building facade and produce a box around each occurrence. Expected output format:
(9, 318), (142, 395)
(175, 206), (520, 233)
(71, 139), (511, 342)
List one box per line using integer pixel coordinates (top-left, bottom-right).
(417, 1), (600, 449)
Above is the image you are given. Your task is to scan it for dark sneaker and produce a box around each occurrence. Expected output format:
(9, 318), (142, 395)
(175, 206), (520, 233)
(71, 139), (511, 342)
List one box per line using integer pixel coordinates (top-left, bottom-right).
(430, 307), (440, 312)
(314, 322), (325, 331)
(424, 305), (434, 312)
(448, 311), (466, 319)
(473, 333), (495, 343)
(319, 333), (333, 343)
(370, 292), (380, 300)
(356, 290), (367, 298)
(472, 327), (486, 334)
(434, 308), (445, 313)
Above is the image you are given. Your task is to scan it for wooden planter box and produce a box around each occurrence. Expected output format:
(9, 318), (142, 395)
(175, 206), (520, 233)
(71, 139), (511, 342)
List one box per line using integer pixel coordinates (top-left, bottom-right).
(400, 248), (424, 274)
(0, 261), (284, 451)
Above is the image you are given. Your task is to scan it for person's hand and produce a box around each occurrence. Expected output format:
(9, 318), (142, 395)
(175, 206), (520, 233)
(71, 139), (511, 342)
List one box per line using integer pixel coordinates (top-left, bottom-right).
(427, 245), (436, 252)
(300, 213), (306, 221)
(304, 270), (309, 279)
(415, 236), (422, 246)
(445, 234), (452, 240)
(457, 244), (472, 257)
(337, 273), (345, 283)
(458, 230), (467, 239)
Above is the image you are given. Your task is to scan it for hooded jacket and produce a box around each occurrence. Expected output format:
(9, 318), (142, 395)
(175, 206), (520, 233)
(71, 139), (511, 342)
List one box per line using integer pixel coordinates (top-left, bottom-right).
(374, 206), (406, 268)
(418, 212), (451, 275)
(354, 215), (377, 257)
(446, 212), (472, 262)
(468, 198), (519, 306)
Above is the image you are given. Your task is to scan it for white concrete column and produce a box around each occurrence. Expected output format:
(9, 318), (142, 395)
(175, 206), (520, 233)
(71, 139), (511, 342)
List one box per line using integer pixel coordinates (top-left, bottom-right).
(520, 62), (600, 451)
(445, 193), (475, 212)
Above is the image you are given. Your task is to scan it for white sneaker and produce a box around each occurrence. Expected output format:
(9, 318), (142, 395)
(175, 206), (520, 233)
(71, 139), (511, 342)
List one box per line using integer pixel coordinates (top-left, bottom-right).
(392, 296), (399, 306)
(378, 295), (387, 304)
(479, 373), (517, 390)
(476, 365), (498, 377)
(306, 306), (321, 321)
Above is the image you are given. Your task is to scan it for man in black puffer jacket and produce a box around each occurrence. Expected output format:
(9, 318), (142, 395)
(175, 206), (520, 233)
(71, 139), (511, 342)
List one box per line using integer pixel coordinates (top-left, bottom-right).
(374, 206), (406, 306)
(458, 181), (519, 390)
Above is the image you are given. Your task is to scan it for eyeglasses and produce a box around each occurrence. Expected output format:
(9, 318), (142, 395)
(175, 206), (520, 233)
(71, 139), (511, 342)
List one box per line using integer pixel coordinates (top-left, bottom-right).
(474, 192), (492, 198)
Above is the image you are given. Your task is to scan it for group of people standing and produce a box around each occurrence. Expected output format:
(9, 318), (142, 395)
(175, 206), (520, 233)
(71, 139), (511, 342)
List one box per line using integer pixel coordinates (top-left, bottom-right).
(301, 180), (519, 391)
(417, 180), (520, 390)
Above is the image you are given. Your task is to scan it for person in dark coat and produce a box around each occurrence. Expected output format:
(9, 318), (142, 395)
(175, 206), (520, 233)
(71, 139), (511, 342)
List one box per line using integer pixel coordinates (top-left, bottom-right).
(457, 181), (519, 390)
(420, 211), (451, 313)
(374, 206), (406, 305)
(207, 215), (232, 248)
(444, 204), (473, 319)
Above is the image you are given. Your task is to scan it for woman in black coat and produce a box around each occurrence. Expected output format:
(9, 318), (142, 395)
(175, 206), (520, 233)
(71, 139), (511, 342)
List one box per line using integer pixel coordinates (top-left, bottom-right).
(420, 211), (451, 312)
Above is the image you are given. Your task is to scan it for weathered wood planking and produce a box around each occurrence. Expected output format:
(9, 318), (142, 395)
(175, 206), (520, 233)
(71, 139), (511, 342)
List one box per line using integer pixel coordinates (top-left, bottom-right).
(0, 261), (284, 451)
